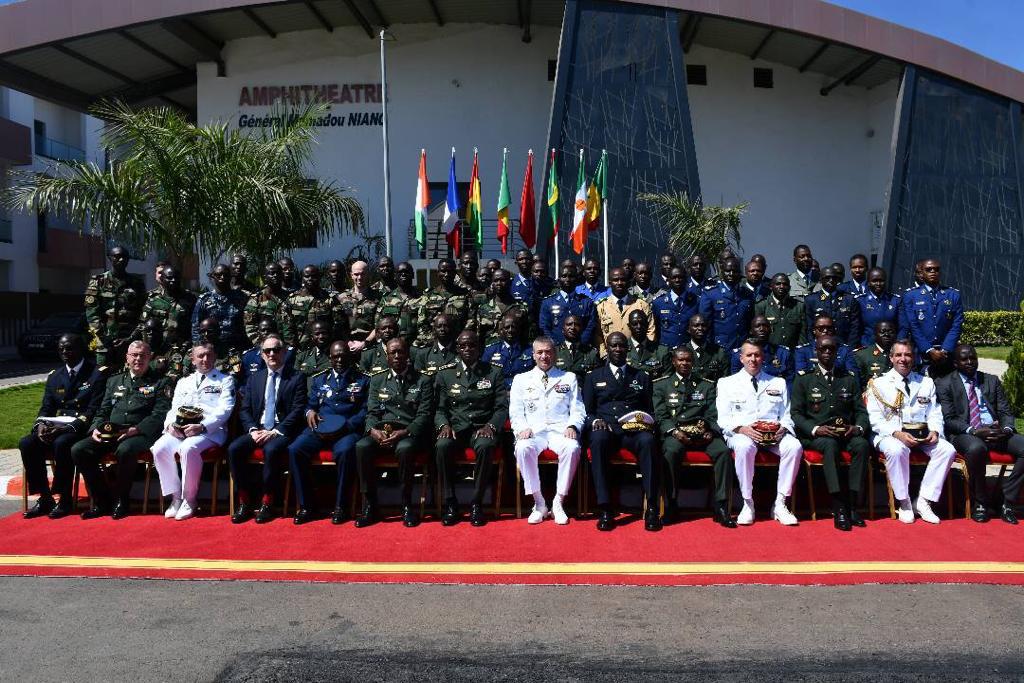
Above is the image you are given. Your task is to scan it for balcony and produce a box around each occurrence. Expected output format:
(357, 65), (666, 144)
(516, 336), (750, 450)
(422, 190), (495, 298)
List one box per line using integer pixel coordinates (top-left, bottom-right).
(408, 218), (532, 261)
(0, 116), (31, 166)
(34, 134), (85, 162)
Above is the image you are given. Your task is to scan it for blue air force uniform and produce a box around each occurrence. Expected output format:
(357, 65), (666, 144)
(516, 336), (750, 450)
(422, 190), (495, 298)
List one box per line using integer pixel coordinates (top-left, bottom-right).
(652, 289), (700, 348)
(803, 288), (862, 346)
(510, 273), (537, 307)
(794, 342), (860, 385)
(698, 282), (755, 350)
(855, 291), (901, 346)
(730, 343), (794, 384)
(838, 279), (868, 297)
(575, 281), (610, 303)
(898, 284), (964, 364)
(288, 367), (369, 512)
(482, 340), (535, 389)
(539, 290), (597, 345)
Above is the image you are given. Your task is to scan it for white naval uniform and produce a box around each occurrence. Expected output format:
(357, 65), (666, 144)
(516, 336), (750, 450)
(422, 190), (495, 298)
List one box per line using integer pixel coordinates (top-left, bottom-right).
(866, 368), (955, 502)
(509, 366), (586, 497)
(716, 369), (802, 499)
(151, 369), (236, 503)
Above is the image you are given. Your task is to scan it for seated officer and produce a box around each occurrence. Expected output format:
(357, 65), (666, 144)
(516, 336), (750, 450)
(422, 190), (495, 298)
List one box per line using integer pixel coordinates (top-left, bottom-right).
(481, 313), (535, 389)
(228, 334), (307, 524)
(71, 341), (172, 519)
(794, 315), (860, 384)
(584, 332), (660, 532)
(730, 315), (793, 384)
(293, 320), (332, 377)
(555, 314), (600, 384)
(288, 340), (369, 524)
(653, 347), (734, 528)
(791, 336), (871, 531)
(652, 266), (699, 349)
(854, 320), (896, 391)
(411, 313), (458, 376)
(625, 309), (671, 378)
(20, 333), (106, 519)
(540, 264), (597, 346)
(354, 337), (435, 528)
(754, 273), (806, 350)
(358, 316), (400, 376)
(434, 330), (509, 527)
(804, 266), (862, 347)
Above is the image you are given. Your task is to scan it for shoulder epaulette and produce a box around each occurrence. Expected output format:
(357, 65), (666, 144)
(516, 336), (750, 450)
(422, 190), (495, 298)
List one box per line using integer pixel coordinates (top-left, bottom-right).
(438, 361), (457, 370)
(853, 345), (865, 352)
(796, 369), (808, 376)
(98, 366), (109, 373)
(368, 368), (388, 376)
(702, 283), (716, 290)
(310, 368), (329, 378)
(47, 369), (56, 376)
(795, 342), (810, 349)
(778, 345), (790, 351)
(731, 347), (740, 353)
(652, 375), (670, 383)
(490, 361), (504, 369)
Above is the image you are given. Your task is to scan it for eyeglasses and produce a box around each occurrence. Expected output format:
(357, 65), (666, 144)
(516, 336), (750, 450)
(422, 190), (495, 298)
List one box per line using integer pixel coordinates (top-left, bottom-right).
(261, 347), (284, 355)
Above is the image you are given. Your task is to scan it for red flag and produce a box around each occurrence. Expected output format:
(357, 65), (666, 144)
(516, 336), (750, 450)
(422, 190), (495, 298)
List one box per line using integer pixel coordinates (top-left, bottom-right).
(519, 151), (536, 248)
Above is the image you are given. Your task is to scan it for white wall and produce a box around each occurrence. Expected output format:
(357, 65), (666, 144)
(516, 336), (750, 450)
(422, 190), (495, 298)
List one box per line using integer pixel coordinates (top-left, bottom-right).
(686, 45), (898, 275)
(197, 23), (557, 269)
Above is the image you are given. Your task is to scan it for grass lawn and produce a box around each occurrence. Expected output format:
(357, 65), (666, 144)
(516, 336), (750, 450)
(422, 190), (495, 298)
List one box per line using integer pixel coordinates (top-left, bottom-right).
(0, 383), (44, 449)
(977, 346), (1012, 362)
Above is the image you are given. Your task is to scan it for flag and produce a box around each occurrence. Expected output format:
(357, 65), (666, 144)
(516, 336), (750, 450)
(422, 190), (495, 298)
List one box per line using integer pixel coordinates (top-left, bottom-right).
(496, 148), (511, 254)
(467, 148), (483, 253)
(414, 149), (429, 251)
(586, 149), (606, 231)
(570, 149), (588, 254)
(545, 148), (559, 246)
(519, 150), (536, 248)
(443, 148), (461, 257)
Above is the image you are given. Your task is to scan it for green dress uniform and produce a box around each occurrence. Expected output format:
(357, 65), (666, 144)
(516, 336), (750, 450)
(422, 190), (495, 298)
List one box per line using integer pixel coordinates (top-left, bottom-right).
(627, 339), (672, 378)
(139, 288), (196, 347)
(243, 290), (292, 346)
(70, 369), (172, 509)
(755, 295), (806, 349)
(791, 365), (872, 501)
(433, 361), (509, 506)
(475, 296), (529, 346)
(84, 270), (146, 368)
(354, 367), (435, 505)
(294, 345), (331, 377)
(411, 343), (456, 376)
(555, 340), (600, 385)
(653, 373), (732, 505)
(854, 344), (892, 391)
(688, 341), (730, 383)
(359, 342), (390, 376)
(414, 284), (474, 348)
(376, 286), (422, 341)
(335, 287), (381, 343)
(286, 289), (346, 349)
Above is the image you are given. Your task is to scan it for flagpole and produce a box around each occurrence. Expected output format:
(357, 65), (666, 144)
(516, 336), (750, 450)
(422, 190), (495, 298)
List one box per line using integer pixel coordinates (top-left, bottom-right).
(601, 149), (609, 285)
(578, 148), (585, 266)
(553, 153), (561, 267)
(379, 29), (393, 257)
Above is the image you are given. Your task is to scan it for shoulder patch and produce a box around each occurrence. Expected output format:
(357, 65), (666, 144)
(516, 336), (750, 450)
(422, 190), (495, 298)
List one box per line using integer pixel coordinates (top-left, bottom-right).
(652, 375), (670, 383)
(797, 370), (808, 376)
(438, 361), (458, 370)
(310, 369), (329, 378)
(369, 368), (388, 376)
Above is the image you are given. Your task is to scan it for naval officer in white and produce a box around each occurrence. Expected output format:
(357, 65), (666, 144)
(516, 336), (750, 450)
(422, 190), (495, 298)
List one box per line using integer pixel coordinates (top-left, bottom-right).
(509, 336), (586, 524)
(716, 340), (802, 526)
(866, 339), (954, 524)
(151, 342), (235, 520)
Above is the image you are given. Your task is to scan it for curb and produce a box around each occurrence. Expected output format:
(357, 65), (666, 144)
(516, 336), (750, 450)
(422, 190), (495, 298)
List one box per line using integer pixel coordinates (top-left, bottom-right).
(0, 475), (20, 497)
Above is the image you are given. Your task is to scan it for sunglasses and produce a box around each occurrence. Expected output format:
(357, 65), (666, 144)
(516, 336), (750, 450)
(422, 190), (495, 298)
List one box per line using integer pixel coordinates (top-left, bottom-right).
(261, 347), (284, 355)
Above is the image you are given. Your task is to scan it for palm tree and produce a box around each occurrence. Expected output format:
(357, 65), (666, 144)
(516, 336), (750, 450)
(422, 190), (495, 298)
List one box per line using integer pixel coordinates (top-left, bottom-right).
(638, 191), (747, 265)
(2, 100), (364, 269)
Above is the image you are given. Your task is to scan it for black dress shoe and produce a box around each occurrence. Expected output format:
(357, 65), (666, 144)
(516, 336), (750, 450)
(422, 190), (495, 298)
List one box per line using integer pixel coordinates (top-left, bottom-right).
(355, 502), (378, 528)
(832, 501), (852, 532)
(402, 505), (420, 528)
(713, 503), (737, 529)
(644, 508), (663, 532)
(441, 502), (460, 526)
(331, 507), (350, 525)
(255, 504), (275, 524)
(80, 506), (110, 520)
(1002, 505), (1019, 525)
(24, 498), (55, 519)
(596, 509), (615, 532)
(111, 501), (130, 520)
(293, 508), (314, 525)
(232, 502), (254, 524)
(47, 504), (73, 520)
(848, 507), (866, 527)
(469, 503), (487, 527)
(971, 504), (991, 523)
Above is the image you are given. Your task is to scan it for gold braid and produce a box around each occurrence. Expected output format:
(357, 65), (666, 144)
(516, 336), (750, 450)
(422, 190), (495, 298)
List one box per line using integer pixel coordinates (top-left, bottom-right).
(867, 378), (904, 419)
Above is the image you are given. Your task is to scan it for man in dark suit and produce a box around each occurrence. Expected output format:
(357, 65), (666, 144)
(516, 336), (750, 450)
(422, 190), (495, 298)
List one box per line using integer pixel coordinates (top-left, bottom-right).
(20, 333), (106, 519)
(584, 331), (660, 532)
(227, 333), (307, 523)
(936, 344), (1024, 524)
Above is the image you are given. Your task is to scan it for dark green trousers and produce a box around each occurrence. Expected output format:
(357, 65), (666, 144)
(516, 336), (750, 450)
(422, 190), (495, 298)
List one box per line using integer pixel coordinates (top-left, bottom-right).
(663, 435), (732, 504)
(803, 435), (871, 496)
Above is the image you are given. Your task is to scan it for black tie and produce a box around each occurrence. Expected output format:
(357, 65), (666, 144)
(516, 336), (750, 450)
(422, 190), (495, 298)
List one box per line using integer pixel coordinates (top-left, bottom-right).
(67, 369), (76, 387)
(751, 376), (758, 392)
(617, 299), (624, 312)
(614, 367), (623, 382)
(904, 377), (911, 395)
(825, 371), (833, 385)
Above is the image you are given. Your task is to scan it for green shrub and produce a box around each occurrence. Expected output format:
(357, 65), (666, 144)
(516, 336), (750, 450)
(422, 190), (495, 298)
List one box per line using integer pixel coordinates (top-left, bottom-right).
(1002, 301), (1024, 415)
(960, 311), (1024, 346)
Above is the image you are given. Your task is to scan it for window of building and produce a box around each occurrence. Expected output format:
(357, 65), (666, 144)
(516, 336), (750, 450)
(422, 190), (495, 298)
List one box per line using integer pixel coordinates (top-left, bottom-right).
(686, 64), (707, 86)
(548, 59), (557, 81)
(37, 211), (47, 252)
(753, 68), (774, 89)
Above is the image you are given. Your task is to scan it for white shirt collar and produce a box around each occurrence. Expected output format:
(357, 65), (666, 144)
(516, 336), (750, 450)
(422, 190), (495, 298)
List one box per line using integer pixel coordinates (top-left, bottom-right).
(66, 359), (84, 375)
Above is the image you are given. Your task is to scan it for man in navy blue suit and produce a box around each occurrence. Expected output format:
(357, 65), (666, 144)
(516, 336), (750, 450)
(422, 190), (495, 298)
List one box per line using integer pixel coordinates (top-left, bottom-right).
(228, 333), (306, 523)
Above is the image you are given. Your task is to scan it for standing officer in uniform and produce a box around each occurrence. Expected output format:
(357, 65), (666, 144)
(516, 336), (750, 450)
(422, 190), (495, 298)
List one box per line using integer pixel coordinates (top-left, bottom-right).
(629, 262), (660, 303)
(323, 259), (346, 297)
(936, 344), (1024, 524)
(898, 258), (963, 375)
(652, 266), (700, 349)
(866, 339), (956, 524)
(476, 268), (530, 345)
(191, 263), (248, 350)
(335, 259), (380, 353)
(626, 309), (672, 378)
(151, 342), (236, 521)
(85, 245), (146, 369)
(376, 261), (422, 341)
(787, 244), (818, 301)
(839, 254), (869, 297)
(794, 315), (860, 383)
(576, 259), (610, 302)
(354, 337), (435, 528)
(654, 347), (734, 528)
(686, 254), (714, 294)
(370, 255), (398, 296)
(71, 341), (171, 519)
(433, 330), (509, 527)
(414, 258), (473, 348)
(289, 340), (369, 525)
(716, 340), (803, 526)
(685, 314), (730, 383)
(595, 267), (654, 355)
(139, 265), (196, 353)
(482, 314), (534, 389)
(729, 315), (793, 384)
(412, 313), (458, 376)
(293, 321), (332, 377)
(20, 334), (106, 519)
(743, 259), (770, 302)
(243, 261), (292, 346)
(855, 320), (896, 390)
(698, 256), (754, 351)
(856, 267), (901, 347)
(510, 249), (537, 305)
(359, 316), (401, 376)
(555, 315), (601, 383)
(540, 264), (597, 346)
(230, 254), (258, 296)
(803, 265), (862, 346)
(286, 264), (345, 350)
(584, 332), (660, 532)
(658, 252), (677, 292)
(755, 273), (806, 349)
(791, 336), (871, 531)
(510, 336), (585, 525)
(227, 333), (307, 524)
(278, 256), (299, 293)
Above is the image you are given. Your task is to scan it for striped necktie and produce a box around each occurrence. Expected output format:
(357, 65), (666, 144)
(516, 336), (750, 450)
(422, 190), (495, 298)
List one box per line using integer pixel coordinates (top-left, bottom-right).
(967, 378), (982, 429)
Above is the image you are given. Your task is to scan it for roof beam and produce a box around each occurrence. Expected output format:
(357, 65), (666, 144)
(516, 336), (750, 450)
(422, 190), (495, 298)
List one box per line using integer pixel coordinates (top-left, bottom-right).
(116, 30), (188, 71)
(0, 59), (93, 111)
(52, 44), (135, 85)
(425, 0), (444, 26)
(162, 19), (223, 68)
(799, 42), (830, 73)
(101, 69), (196, 105)
(242, 8), (277, 38)
(521, 0), (532, 43)
(820, 55), (881, 96)
(679, 14), (696, 44)
(340, 0), (374, 38)
(682, 16), (702, 53)
(366, 0), (388, 27)
(749, 29), (774, 61)
(301, 1), (334, 32)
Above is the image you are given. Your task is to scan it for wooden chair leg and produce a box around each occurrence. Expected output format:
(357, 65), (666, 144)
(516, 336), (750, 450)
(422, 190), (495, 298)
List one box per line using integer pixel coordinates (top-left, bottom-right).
(228, 473), (235, 517)
(806, 462), (817, 521)
(143, 463), (151, 515)
(867, 466), (874, 520)
(283, 471), (292, 517)
(20, 464), (28, 512)
(419, 463), (428, 519)
(944, 475), (952, 519)
(515, 465), (522, 518)
(958, 458), (971, 519)
(886, 471), (896, 520)
(494, 458), (504, 519)
(211, 459), (220, 516)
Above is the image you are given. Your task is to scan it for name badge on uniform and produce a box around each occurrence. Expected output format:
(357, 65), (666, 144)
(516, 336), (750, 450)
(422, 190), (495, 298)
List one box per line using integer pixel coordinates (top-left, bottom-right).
(596, 381), (607, 387)
(629, 379), (641, 390)
(449, 383), (462, 395)
(916, 396), (929, 404)
(491, 352), (503, 362)
(667, 393), (680, 405)
(691, 392), (704, 401)
(378, 392), (391, 400)
(407, 385), (420, 394)
(766, 389), (781, 397)
(202, 386), (221, 394)
(476, 379), (492, 390)
(526, 401), (536, 413)
(139, 385), (154, 396)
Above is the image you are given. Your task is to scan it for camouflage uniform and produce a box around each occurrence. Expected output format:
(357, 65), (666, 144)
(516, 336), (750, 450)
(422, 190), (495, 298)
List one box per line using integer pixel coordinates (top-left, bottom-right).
(232, 279), (259, 298)
(243, 289), (292, 346)
(413, 284), (474, 347)
(370, 279), (397, 297)
(376, 286), (421, 342)
(285, 289), (345, 350)
(474, 296), (529, 346)
(294, 345), (331, 377)
(190, 289), (248, 349)
(84, 270), (146, 368)
(334, 287), (381, 342)
(139, 287), (196, 348)
(149, 342), (192, 381)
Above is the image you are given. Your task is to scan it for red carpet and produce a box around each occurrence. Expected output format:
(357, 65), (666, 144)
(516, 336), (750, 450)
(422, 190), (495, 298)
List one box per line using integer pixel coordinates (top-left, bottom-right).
(1, 512), (1023, 585)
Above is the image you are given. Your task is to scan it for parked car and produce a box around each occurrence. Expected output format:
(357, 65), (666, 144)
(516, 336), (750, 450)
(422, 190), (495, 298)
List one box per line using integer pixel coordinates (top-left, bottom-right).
(17, 312), (88, 360)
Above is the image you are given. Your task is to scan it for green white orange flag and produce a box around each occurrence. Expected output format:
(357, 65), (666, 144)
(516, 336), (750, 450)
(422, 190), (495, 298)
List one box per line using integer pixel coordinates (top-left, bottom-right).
(571, 149), (588, 254)
(546, 148), (559, 245)
(467, 148), (483, 252)
(414, 149), (429, 251)
(586, 149), (607, 231)
(496, 148), (511, 254)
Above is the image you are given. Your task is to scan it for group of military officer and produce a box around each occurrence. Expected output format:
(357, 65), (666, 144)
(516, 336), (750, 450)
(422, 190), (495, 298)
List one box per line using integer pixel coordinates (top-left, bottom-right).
(19, 241), (1021, 531)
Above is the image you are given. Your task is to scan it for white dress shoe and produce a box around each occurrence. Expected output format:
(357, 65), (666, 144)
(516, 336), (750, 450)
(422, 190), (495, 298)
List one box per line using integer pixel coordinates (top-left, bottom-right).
(737, 503), (755, 526)
(164, 496), (182, 519)
(773, 503), (798, 526)
(552, 500), (569, 525)
(915, 497), (940, 524)
(527, 505), (549, 524)
(174, 499), (195, 521)
(897, 508), (915, 524)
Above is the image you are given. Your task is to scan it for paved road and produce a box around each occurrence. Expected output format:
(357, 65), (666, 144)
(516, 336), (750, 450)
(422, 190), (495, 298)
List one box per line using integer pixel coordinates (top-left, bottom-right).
(0, 357), (51, 388)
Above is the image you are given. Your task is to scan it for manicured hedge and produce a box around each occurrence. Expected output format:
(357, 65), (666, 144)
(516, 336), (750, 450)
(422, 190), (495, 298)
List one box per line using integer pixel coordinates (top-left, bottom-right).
(960, 311), (1024, 346)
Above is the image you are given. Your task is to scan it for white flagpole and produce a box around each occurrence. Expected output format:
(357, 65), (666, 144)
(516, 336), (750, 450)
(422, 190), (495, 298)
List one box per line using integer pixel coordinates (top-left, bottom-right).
(379, 29), (392, 257)
(553, 151), (561, 268)
(602, 198), (610, 286)
(578, 148), (585, 266)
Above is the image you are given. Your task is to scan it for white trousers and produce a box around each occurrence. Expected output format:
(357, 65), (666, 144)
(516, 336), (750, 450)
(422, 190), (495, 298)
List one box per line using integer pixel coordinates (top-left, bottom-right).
(514, 430), (581, 497)
(151, 432), (219, 502)
(876, 436), (956, 502)
(726, 433), (803, 500)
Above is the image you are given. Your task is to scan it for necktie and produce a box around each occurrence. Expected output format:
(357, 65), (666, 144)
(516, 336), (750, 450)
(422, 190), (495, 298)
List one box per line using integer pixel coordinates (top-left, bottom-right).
(967, 378), (982, 429)
(542, 372), (549, 389)
(903, 377), (911, 395)
(614, 367), (623, 382)
(67, 369), (76, 387)
(825, 372), (833, 385)
(751, 376), (758, 392)
(262, 371), (277, 430)
(617, 298), (624, 312)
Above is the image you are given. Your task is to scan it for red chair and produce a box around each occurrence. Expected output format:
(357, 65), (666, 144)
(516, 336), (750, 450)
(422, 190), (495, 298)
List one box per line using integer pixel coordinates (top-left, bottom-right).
(227, 448), (293, 517)
(20, 458), (83, 512)
(143, 446), (225, 515)
(953, 450), (1017, 518)
(436, 446), (505, 519)
(580, 448), (660, 516)
(802, 449), (874, 521)
(513, 448), (583, 518)
(879, 450), (960, 520)
(357, 450), (431, 519)
(726, 450), (799, 516)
